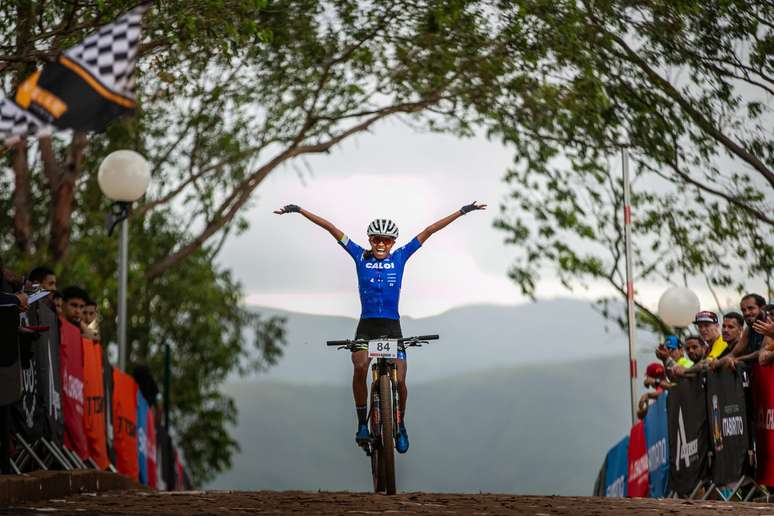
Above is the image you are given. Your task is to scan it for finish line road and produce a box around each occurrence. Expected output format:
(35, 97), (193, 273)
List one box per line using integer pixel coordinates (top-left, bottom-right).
(5, 491), (774, 515)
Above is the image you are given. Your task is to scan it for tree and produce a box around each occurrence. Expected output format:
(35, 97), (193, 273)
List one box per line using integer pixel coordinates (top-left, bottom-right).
(0, 0), (288, 485)
(1, 0), (512, 482)
(490, 0), (773, 330)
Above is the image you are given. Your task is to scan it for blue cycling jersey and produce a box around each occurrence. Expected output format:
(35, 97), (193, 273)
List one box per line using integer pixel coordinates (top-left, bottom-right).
(338, 235), (422, 320)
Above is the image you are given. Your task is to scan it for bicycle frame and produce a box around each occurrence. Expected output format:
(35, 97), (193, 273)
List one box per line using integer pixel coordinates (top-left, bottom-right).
(326, 334), (439, 495)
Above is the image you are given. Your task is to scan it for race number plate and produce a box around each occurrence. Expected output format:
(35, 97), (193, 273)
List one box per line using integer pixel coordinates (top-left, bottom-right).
(368, 339), (398, 359)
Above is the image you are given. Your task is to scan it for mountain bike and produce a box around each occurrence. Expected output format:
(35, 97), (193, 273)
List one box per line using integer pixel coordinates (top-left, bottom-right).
(327, 334), (439, 495)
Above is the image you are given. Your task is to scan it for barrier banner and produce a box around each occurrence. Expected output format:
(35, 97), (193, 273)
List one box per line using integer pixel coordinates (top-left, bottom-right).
(706, 367), (748, 485)
(643, 392), (669, 498)
(667, 376), (708, 496)
(11, 309), (45, 439)
(59, 318), (88, 459)
(753, 364), (774, 486)
(0, 306), (21, 406)
(112, 368), (138, 480)
(158, 426), (174, 491)
(146, 408), (158, 489)
(82, 338), (109, 469)
(604, 436), (629, 497)
(103, 360), (116, 465)
(627, 421), (649, 497)
(174, 447), (185, 490)
(137, 391), (149, 485)
(33, 303), (63, 442)
(593, 459), (606, 496)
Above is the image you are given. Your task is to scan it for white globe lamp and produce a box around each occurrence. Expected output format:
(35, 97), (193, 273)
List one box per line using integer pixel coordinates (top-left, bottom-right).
(98, 150), (150, 202)
(658, 286), (700, 328)
(98, 149), (149, 371)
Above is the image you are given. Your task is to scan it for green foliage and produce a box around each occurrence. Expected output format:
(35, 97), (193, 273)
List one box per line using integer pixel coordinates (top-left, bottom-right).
(491, 0), (774, 331)
(0, 0), (286, 485)
(0, 0), (510, 484)
(3, 0), (770, 480)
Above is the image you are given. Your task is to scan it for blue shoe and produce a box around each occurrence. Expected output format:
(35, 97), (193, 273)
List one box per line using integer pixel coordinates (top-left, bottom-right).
(396, 423), (409, 453)
(355, 424), (370, 444)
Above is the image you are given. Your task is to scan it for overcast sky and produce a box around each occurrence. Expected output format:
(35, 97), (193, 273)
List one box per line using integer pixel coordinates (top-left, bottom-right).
(217, 117), (753, 318)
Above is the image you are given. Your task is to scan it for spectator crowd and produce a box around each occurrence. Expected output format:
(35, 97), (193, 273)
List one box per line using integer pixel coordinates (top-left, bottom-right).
(1, 265), (99, 343)
(638, 293), (774, 417)
(0, 259), (189, 489)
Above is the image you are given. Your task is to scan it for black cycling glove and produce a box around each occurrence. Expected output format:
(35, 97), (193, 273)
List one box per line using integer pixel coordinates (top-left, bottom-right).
(459, 202), (481, 215)
(282, 204), (301, 213)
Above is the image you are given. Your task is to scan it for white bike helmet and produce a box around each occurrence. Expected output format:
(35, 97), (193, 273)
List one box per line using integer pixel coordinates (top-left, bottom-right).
(367, 218), (399, 239)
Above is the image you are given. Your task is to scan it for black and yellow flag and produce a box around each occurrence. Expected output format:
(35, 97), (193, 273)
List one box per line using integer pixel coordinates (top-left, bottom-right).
(0, 4), (148, 143)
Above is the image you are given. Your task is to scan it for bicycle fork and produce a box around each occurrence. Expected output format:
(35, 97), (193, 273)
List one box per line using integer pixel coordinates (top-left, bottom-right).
(391, 362), (401, 433)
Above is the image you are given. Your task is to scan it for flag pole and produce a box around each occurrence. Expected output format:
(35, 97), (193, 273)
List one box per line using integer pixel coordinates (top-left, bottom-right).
(622, 148), (638, 425)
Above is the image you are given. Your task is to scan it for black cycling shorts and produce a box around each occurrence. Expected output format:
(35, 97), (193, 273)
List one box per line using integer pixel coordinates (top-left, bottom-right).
(355, 317), (403, 340)
(353, 318), (405, 358)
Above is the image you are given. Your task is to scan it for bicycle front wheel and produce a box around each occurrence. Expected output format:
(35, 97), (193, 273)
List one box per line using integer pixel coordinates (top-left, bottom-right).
(379, 374), (396, 495)
(370, 387), (384, 493)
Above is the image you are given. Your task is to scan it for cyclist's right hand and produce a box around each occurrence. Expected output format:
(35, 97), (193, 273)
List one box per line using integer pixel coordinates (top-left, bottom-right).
(274, 204), (301, 214)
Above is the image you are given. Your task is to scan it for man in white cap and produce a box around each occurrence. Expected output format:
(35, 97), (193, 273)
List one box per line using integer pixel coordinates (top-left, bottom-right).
(694, 310), (729, 361)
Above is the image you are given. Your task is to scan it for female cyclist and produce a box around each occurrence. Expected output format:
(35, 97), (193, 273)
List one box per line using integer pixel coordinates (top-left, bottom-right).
(274, 201), (486, 453)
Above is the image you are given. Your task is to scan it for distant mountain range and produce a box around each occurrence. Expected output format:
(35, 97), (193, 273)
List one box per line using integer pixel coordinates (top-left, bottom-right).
(209, 356), (633, 495)
(245, 298), (657, 384)
(208, 300), (654, 495)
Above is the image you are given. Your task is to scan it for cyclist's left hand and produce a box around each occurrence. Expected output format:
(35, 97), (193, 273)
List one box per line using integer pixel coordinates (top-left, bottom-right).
(274, 204), (301, 215)
(460, 201), (487, 214)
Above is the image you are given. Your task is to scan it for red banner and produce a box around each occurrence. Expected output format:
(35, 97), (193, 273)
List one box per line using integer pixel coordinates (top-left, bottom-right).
(627, 420), (649, 497)
(59, 318), (88, 459)
(147, 409), (158, 489)
(754, 364), (774, 486)
(82, 338), (109, 469)
(175, 449), (184, 490)
(112, 368), (139, 480)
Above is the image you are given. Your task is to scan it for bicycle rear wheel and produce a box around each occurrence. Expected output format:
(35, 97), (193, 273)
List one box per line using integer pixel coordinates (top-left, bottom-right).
(379, 374), (396, 495)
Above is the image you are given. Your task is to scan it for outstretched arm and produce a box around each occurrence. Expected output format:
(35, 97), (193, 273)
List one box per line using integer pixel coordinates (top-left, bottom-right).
(416, 201), (486, 244)
(274, 204), (344, 240)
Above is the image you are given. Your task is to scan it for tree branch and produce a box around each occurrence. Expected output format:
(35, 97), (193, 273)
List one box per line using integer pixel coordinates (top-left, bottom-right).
(145, 95), (442, 279)
(134, 137), (279, 218)
(609, 71), (774, 227)
(599, 24), (774, 189)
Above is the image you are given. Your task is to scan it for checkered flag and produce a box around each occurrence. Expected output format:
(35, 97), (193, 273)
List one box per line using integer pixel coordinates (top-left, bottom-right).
(64, 4), (148, 101)
(0, 99), (49, 145)
(0, 4), (149, 144)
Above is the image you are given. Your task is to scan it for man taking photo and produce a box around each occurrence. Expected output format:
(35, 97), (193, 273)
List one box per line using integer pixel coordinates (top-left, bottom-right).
(726, 294), (767, 368)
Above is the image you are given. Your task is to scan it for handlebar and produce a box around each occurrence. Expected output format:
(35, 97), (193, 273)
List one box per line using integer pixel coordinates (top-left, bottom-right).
(326, 334), (440, 348)
(412, 334), (439, 342)
(327, 340), (353, 346)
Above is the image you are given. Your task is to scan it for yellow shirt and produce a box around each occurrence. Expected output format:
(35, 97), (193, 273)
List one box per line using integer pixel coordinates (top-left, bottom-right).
(707, 335), (728, 360)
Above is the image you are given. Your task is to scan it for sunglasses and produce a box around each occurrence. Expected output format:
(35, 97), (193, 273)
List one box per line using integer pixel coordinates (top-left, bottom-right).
(370, 236), (395, 245)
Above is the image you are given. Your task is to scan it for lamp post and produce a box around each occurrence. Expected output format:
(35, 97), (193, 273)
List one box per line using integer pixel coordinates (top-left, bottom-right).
(98, 150), (150, 371)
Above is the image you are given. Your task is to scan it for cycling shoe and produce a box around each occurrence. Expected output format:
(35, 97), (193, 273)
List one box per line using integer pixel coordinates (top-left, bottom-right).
(396, 424), (409, 454)
(355, 424), (370, 444)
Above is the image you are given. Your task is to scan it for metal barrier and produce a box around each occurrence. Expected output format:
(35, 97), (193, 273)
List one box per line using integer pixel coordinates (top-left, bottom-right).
(0, 304), (190, 490)
(597, 365), (772, 501)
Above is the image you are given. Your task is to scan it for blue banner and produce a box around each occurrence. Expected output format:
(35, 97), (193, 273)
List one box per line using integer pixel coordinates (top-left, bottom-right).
(136, 391), (149, 485)
(604, 436), (629, 497)
(644, 392), (669, 497)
